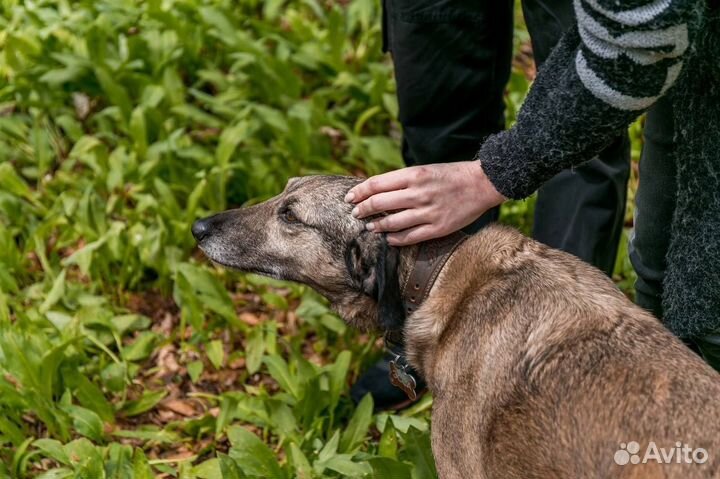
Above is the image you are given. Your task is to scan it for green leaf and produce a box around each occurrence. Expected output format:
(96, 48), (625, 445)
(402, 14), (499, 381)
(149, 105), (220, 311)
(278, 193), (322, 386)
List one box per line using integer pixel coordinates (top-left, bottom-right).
(122, 331), (159, 362)
(163, 67), (186, 105)
(215, 394), (239, 436)
(0, 162), (32, 200)
(132, 449), (155, 479)
(60, 405), (104, 442)
(401, 427), (438, 479)
(260, 292), (288, 310)
(362, 136), (404, 171)
(339, 393), (373, 453)
(94, 65), (132, 121)
(129, 107), (148, 158)
(227, 426), (283, 479)
(185, 178), (207, 223)
(121, 390), (167, 417)
(267, 400), (297, 438)
(354, 105), (381, 135)
(101, 362), (128, 393)
(33, 439), (70, 465)
(383, 92), (399, 119)
(35, 468), (73, 479)
(65, 369), (115, 423)
(187, 360), (204, 383)
(369, 457), (413, 479)
(64, 439), (104, 477)
(317, 430), (340, 464)
(379, 418), (398, 459)
(192, 458), (221, 479)
(0, 289), (9, 324)
(323, 455), (372, 477)
(207, 340), (225, 369)
(217, 453), (246, 479)
(0, 413), (25, 449)
(40, 337), (82, 401)
(171, 105), (223, 129)
(217, 122), (248, 166)
(244, 327), (264, 375)
(376, 414), (428, 434)
(40, 269), (66, 314)
(114, 428), (179, 444)
(253, 105), (288, 132)
(105, 443), (134, 479)
(61, 222), (126, 275)
(320, 313), (347, 334)
(295, 375), (328, 429)
(263, 355), (299, 399)
(112, 314), (151, 336)
(287, 443), (312, 479)
(295, 296), (330, 320)
(176, 263), (236, 322)
(11, 437), (34, 478)
(199, 7), (238, 44)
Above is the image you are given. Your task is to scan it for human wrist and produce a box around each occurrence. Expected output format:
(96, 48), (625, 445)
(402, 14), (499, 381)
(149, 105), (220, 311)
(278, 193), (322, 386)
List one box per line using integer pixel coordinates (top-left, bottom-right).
(471, 159), (506, 208)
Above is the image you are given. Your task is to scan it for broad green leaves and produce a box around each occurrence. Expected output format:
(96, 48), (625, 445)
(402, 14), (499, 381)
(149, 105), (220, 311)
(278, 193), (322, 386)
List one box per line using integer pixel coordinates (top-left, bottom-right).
(0, 0), (454, 476)
(340, 395), (374, 453)
(227, 426), (284, 478)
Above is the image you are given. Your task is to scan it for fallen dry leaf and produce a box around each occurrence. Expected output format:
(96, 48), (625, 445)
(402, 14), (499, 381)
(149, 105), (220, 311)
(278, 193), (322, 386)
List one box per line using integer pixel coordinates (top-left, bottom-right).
(160, 399), (196, 417)
(239, 311), (262, 326)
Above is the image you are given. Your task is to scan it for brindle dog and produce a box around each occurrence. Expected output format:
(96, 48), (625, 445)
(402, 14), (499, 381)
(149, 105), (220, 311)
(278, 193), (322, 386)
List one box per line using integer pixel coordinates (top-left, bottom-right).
(192, 175), (720, 479)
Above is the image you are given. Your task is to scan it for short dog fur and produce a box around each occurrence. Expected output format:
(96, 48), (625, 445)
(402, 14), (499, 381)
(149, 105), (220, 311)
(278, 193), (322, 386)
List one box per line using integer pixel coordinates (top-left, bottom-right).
(193, 175), (720, 479)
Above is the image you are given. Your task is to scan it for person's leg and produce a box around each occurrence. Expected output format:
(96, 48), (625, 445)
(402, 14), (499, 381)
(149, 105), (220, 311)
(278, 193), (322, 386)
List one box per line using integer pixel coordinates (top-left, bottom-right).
(627, 98), (720, 371)
(628, 98), (676, 319)
(385, 0), (514, 232)
(522, 0), (631, 275)
(352, 0), (514, 409)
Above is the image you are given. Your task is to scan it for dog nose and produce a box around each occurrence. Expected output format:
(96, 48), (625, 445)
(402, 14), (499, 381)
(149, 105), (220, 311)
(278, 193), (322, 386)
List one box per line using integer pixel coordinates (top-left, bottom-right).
(192, 218), (211, 242)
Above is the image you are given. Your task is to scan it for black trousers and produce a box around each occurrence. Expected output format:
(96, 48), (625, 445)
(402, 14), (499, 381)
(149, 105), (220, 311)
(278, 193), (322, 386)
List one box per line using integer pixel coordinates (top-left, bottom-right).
(382, 0), (630, 276)
(628, 97), (720, 367)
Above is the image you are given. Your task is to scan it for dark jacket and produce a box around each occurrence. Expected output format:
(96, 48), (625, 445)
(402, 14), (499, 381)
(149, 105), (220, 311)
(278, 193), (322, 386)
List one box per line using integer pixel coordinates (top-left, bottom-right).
(479, 0), (720, 338)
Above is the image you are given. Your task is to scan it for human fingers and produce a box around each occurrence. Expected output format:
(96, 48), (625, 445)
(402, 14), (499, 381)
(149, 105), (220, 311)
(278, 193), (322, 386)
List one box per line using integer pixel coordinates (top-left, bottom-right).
(344, 169), (412, 204)
(365, 208), (428, 234)
(386, 224), (440, 246)
(352, 189), (422, 219)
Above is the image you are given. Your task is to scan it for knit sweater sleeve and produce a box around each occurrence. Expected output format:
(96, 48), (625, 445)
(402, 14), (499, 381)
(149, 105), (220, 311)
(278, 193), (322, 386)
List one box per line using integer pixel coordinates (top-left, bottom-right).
(479, 0), (704, 199)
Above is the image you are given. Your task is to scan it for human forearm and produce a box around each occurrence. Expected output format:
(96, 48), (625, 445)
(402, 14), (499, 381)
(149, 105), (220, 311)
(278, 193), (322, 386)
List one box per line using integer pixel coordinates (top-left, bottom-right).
(480, 0), (704, 199)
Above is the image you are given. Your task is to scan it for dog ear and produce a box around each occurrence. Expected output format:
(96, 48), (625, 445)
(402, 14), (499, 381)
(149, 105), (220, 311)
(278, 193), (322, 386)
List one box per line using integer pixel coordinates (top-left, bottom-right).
(345, 236), (374, 294)
(375, 236), (406, 331)
(344, 234), (406, 330)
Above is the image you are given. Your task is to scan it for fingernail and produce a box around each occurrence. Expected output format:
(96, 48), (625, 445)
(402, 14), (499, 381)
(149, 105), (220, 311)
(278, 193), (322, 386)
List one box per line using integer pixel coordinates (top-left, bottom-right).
(351, 206), (359, 218)
(344, 192), (355, 203)
(365, 222), (375, 231)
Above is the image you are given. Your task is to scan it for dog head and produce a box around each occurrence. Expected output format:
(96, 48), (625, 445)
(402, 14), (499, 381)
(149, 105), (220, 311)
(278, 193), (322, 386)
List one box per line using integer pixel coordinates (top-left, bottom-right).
(192, 175), (405, 331)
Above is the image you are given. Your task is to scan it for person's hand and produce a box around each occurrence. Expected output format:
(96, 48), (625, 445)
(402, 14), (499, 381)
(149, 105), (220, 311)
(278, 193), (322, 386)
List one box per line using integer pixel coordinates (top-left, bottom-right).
(345, 161), (506, 246)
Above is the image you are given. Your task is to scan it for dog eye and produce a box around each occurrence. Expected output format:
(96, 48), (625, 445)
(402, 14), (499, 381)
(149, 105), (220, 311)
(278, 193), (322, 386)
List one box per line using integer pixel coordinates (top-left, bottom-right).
(281, 208), (300, 224)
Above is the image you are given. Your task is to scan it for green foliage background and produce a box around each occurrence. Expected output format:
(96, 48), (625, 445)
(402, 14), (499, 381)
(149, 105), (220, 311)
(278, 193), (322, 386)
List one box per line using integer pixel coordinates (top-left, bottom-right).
(0, 1), (639, 477)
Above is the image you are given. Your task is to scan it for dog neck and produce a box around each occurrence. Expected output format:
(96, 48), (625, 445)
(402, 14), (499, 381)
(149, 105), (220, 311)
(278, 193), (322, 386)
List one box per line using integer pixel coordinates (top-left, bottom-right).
(383, 231), (469, 400)
(400, 231), (468, 315)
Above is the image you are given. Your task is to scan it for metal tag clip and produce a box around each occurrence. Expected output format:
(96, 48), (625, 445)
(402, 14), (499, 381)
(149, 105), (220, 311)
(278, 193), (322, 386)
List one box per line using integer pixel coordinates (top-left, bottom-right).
(389, 354), (417, 400)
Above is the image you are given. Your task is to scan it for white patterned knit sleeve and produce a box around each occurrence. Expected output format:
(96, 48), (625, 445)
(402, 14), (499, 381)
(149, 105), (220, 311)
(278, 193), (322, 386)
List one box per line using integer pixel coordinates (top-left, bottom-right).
(574, 0), (693, 111)
(478, 0), (704, 199)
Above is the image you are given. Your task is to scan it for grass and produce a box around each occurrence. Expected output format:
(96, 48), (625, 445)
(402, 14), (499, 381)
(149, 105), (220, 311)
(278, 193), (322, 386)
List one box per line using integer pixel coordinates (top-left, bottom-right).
(0, 1), (639, 477)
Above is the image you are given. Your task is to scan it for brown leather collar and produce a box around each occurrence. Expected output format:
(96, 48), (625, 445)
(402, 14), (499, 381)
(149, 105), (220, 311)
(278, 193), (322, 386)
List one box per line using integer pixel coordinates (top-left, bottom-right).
(401, 230), (469, 315)
(385, 230), (468, 399)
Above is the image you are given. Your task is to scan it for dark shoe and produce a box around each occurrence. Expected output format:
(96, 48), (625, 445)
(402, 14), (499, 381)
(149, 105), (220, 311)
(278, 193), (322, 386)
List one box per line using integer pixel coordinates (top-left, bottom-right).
(350, 354), (427, 411)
